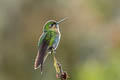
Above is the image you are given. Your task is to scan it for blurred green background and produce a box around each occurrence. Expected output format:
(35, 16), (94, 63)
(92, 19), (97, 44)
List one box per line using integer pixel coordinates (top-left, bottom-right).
(0, 0), (120, 80)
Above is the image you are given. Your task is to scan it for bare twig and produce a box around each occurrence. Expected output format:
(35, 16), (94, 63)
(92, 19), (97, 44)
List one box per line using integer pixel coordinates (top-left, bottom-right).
(51, 50), (68, 80)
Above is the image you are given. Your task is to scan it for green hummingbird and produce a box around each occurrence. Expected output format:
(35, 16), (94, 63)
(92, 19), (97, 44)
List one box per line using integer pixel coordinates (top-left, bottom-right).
(34, 18), (68, 72)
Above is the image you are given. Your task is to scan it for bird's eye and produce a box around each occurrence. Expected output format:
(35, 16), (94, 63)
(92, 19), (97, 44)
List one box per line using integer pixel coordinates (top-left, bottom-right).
(49, 24), (53, 27)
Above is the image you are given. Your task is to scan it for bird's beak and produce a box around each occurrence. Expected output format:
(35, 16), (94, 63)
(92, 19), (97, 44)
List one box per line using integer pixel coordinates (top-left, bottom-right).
(56, 17), (68, 24)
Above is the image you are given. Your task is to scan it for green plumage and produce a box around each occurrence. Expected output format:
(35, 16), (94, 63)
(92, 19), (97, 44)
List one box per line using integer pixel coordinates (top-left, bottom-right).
(34, 18), (67, 73)
(34, 20), (60, 72)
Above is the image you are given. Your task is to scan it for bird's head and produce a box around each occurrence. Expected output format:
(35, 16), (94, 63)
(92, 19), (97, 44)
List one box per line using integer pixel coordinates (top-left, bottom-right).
(43, 17), (68, 32)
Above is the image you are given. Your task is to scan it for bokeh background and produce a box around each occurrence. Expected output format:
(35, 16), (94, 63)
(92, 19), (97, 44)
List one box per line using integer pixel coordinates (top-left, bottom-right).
(0, 0), (120, 80)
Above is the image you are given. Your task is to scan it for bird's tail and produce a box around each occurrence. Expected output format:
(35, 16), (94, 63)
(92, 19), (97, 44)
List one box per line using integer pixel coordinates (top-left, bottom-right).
(34, 40), (49, 72)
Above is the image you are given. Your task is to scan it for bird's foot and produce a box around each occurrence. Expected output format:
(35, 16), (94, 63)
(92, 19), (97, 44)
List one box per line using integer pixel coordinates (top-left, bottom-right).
(51, 49), (56, 54)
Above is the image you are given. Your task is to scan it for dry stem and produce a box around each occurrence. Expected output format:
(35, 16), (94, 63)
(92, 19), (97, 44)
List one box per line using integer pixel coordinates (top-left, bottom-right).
(51, 50), (68, 80)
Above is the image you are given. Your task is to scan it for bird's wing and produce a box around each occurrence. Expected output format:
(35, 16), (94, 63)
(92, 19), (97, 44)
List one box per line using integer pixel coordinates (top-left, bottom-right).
(34, 32), (51, 72)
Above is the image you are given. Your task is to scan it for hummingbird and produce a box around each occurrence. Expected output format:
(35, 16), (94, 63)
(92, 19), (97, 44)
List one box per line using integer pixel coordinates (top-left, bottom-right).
(34, 18), (68, 72)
